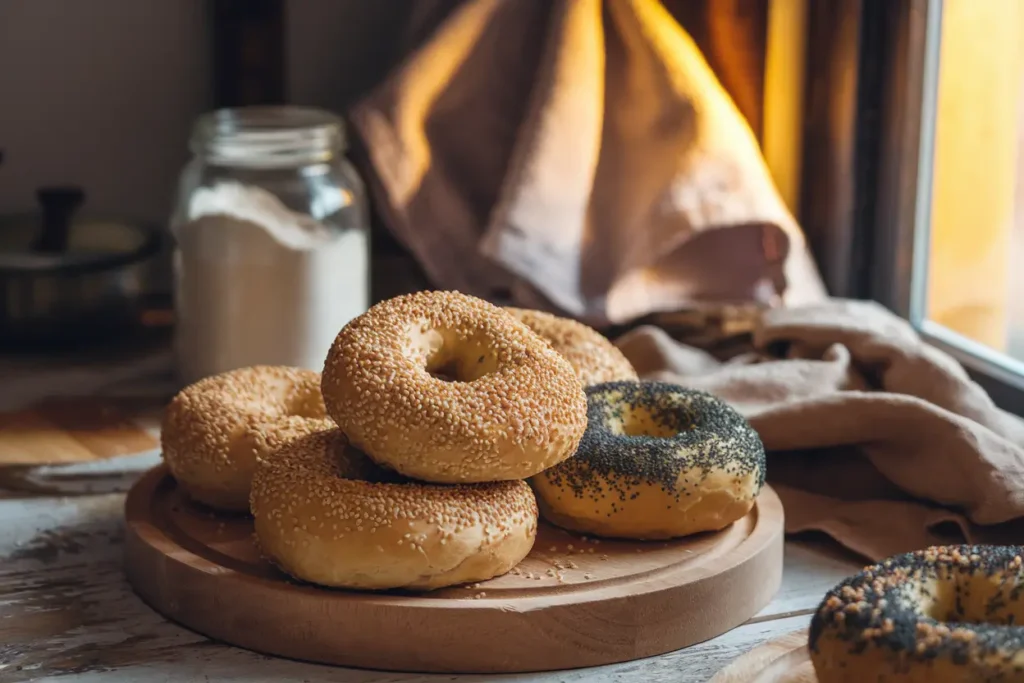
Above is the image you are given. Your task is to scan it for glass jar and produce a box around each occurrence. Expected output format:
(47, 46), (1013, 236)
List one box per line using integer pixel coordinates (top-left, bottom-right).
(170, 106), (370, 386)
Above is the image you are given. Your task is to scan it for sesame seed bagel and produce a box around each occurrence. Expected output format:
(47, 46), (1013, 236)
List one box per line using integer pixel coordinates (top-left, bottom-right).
(161, 365), (331, 511)
(250, 428), (539, 591)
(504, 307), (638, 386)
(809, 545), (1024, 683)
(321, 290), (588, 483)
(530, 380), (766, 540)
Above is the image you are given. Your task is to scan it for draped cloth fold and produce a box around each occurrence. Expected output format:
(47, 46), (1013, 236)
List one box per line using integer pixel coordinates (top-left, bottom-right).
(350, 0), (826, 327)
(615, 299), (1024, 560)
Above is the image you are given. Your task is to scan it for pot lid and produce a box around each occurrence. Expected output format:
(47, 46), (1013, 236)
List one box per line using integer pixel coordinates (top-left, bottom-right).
(0, 187), (161, 274)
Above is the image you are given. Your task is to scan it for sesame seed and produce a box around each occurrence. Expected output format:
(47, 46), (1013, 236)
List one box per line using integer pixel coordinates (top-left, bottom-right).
(250, 428), (539, 591)
(161, 365), (333, 511)
(808, 544), (1024, 673)
(504, 307), (638, 387)
(320, 291), (588, 484)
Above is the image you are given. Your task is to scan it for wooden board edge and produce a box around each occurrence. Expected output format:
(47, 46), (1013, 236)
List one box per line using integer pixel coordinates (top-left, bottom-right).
(709, 629), (812, 683)
(123, 466), (787, 673)
(125, 466), (785, 611)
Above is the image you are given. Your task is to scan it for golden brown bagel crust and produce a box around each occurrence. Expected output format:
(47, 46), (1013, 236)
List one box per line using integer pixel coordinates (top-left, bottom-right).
(531, 381), (765, 540)
(809, 545), (1024, 683)
(505, 307), (638, 386)
(321, 291), (588, 483)
(250, 429), (539, 591)
(161, 365), (330, 511)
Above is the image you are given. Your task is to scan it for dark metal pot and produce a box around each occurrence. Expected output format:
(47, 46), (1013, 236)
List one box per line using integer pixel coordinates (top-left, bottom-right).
(0, 188), (163, 349)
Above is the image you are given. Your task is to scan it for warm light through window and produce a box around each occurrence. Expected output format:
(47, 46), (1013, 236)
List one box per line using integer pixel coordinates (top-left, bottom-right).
(925, 0), (1024, 356)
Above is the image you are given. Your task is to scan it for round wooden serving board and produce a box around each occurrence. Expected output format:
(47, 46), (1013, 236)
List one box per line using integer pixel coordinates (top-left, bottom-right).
(710, 630), (815, 683)
(124, 465), (785, 674)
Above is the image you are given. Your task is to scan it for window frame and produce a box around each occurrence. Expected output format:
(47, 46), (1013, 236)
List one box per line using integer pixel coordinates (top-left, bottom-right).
(799, 0), (1024, 415)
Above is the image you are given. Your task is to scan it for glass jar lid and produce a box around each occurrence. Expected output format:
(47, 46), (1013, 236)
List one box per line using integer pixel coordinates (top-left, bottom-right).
(190, 106), (345, 169)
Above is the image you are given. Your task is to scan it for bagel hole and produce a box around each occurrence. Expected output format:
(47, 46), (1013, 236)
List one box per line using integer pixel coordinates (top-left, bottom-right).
(922, 574), (1024, 625)
(425, 343), (496, 383)
(618, 408), (688, 439)
(428, 357), (463, 383)
(409, 326), (499, 382)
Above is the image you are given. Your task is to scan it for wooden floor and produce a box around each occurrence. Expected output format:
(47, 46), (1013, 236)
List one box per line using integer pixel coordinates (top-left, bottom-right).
(0, 485), (862, 683)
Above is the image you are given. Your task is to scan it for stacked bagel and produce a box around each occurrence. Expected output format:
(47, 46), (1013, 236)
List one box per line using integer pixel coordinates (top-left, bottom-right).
(161, 290), (765, 592)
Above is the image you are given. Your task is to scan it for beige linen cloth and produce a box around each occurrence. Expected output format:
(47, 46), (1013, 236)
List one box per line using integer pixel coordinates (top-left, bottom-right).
(350, 0), (1024, 560)
(350, 0), (827, 327)
(616, 299), (1024, 561)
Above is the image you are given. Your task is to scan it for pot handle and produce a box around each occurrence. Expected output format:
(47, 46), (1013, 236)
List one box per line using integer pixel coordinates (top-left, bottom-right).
(33, 186), (85, 253)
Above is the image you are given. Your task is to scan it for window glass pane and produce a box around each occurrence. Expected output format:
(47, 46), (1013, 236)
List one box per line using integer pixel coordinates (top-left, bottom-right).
(923, 0), (1024, 359)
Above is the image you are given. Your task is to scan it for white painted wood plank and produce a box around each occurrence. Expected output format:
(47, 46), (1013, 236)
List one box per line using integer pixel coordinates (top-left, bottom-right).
(12, 616), (811, 683)
(753, 540), (864, 620)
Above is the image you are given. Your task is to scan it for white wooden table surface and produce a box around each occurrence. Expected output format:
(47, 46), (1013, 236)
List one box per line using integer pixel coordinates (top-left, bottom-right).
(0, 348), (865, 683)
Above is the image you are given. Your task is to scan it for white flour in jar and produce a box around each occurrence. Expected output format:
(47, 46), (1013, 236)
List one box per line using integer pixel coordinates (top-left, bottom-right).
(173, 181), (369, 385)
